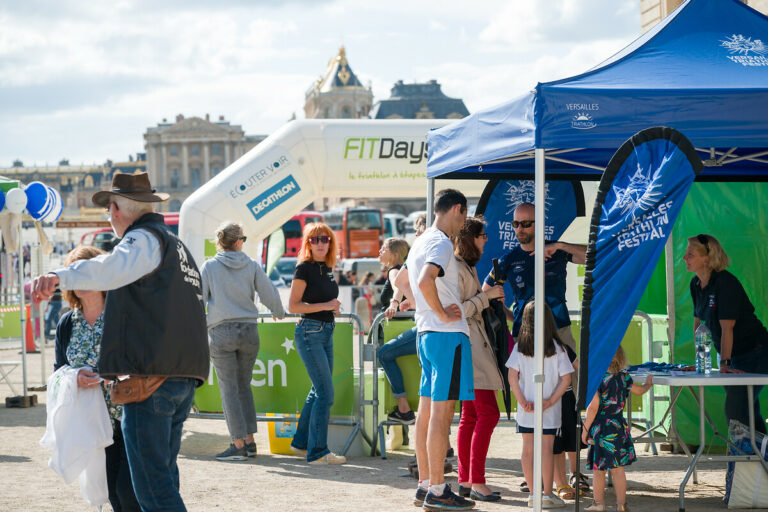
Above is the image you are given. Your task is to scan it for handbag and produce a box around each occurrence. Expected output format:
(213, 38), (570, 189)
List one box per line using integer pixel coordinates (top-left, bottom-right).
(109, 376), (167, 405)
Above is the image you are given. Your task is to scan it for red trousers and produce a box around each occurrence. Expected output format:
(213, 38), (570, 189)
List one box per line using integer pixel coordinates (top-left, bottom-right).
(457, 389), (500, 484)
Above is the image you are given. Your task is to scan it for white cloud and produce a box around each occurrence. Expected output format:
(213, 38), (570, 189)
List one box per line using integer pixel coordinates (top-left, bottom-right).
(0, 0), (643, 164)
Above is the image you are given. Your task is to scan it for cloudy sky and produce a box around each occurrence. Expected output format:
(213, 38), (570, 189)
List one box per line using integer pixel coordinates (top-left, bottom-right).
(0, 0), (640, 167)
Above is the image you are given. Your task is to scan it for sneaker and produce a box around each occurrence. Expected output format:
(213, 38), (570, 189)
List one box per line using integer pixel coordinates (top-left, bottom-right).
(215, 444), (248, 461)
(520, 481), (530, 493)
(446, 447), (455, 458)
(388, 407), (416, 425)
(308, 452), (347, 465)
(541, 494), (566, 509)
(423, 484), (475, 511)
(414, 487), (428, 507)
(290, 445), (308, 457)
(246, 442), (257, 457)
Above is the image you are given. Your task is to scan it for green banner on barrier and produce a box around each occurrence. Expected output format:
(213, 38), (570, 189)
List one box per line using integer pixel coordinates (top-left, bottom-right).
(194, 321), (355, 416)
(0, 306), (22, 338)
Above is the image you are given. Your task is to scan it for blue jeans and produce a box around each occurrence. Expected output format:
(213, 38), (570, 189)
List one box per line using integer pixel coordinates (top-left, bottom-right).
(45, 300), (62, 337)
(377, 326), (417, 398)
(291, 318), (335, 462)
(121, 378), (196, 512)
(727, 346), (768, 435)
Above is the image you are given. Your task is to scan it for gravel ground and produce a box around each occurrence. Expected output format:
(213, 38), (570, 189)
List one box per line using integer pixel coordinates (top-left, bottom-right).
(0, 346), (762, 511)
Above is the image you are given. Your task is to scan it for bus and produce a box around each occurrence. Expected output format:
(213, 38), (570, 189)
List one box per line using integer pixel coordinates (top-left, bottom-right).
(323, 207), (383, 259)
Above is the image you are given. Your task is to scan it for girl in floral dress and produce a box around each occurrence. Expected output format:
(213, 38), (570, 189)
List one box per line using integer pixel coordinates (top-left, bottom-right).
(581, 346), (653, 512)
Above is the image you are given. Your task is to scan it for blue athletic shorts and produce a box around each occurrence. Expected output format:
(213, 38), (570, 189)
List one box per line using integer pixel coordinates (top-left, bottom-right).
(417, 331), (474, 402)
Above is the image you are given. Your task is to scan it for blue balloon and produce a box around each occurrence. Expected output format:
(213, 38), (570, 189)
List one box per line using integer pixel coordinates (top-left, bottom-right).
(25, 181), (49, 219)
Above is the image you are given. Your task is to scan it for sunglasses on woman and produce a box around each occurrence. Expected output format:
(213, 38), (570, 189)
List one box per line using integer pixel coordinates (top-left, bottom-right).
(309, 235), (331, 245)
(512, 220), (534, 229)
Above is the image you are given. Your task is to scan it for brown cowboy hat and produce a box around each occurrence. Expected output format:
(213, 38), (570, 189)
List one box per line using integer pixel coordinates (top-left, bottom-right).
(92, 172), (170, 207)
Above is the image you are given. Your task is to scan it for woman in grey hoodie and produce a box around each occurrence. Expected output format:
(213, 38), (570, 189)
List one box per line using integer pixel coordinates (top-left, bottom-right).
(200, 221), (285, 461)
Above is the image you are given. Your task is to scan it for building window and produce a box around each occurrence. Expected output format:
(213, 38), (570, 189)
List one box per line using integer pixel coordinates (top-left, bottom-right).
(84, 175), (94, 188)
(190, 168), (201, 188)
(212, 167), (222, 176)
(190, 143), (200, 156)
(323, 108), (330, 118)
(211, 143), (222, 156)
(169, 144), (179, 157)
(170, 169), (180, 188)
(341, 106), (352, 118)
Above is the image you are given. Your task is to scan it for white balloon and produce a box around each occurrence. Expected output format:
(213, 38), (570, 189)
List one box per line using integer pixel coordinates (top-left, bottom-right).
(5, 187), (27, 214)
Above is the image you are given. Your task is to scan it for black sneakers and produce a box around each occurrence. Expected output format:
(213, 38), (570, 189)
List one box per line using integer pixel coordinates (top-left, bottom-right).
(215, 444), (248, 461)
(414, 487), (428, 507)
(246, 442), (257, 457)
(423, 484), (475, 511)
(388, 407), (416, 425)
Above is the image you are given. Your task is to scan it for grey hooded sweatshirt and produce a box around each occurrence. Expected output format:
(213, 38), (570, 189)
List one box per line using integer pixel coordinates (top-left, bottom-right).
(200, 250), (285, 329)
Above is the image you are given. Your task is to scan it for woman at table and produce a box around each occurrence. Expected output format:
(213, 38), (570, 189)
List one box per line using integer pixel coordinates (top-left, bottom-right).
(54, 246), (140, 512)
(684, 233), (768, 433)
(288, 222), (346, 464)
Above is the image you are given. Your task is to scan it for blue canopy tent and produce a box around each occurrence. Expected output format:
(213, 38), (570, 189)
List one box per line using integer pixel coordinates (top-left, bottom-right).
(425, 0), (768, 507)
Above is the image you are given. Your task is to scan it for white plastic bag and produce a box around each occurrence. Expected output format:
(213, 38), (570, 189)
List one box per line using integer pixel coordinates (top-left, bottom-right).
(40, 366), (113, 508)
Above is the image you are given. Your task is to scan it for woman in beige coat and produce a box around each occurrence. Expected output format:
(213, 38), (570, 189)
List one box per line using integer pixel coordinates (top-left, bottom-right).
(455, 217), (506, 502)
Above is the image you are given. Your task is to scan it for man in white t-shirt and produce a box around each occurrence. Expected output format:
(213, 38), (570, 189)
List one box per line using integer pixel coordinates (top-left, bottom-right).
(396, 189), (475, 511)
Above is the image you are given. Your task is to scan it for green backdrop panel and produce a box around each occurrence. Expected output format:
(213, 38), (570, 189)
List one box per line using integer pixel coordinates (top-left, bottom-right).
(194, 321), (355, 416)
(672, 182), (768, 447)
(0, 306), (22, 338)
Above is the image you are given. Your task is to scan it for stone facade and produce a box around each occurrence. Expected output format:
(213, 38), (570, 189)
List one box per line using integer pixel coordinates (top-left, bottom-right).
(304, 46), (373, 120)
(371, 80), (469, 120)
(0, 160), (113, 219)
(144, 114), (266, 211)
(641, 0), (764, 32)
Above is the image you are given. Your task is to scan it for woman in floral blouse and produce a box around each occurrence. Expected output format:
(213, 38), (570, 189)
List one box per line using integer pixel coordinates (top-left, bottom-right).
(53, 245), (140, 512)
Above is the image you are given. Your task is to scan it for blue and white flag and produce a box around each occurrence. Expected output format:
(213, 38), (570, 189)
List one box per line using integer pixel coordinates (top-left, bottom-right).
(578, 127), (703, 407)
(476, 179), (585, 309)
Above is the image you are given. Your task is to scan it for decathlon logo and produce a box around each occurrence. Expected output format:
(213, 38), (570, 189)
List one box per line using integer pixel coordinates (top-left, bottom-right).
(247, 175), (301, 220)
(721, 34), (768, 66)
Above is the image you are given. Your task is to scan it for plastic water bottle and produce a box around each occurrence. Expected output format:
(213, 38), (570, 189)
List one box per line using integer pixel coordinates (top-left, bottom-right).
(695, 323), (713, 374)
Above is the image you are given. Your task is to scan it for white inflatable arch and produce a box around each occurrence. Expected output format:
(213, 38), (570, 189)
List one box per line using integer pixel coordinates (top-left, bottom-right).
(180, 119), (487, 264)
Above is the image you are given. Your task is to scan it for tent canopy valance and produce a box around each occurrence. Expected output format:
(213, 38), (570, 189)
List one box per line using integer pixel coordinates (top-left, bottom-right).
(427, 0), (768, 181)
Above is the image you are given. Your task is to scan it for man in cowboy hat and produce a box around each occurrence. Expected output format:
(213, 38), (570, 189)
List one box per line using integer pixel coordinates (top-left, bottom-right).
(32, 172), (209, 511)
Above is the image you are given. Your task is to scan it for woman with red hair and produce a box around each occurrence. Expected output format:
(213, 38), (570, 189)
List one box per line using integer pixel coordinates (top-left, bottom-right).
(288, 223), (346, 465)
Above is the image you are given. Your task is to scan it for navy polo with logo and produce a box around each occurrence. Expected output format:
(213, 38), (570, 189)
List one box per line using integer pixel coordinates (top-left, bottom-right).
(690, 269), (768, 356)
(484, 246), (572, 337)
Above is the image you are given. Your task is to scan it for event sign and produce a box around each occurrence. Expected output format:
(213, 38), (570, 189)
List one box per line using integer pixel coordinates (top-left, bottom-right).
(194, 321), (354, 416)
(578, 127), (702, 407)
(475, 179), (584, 309)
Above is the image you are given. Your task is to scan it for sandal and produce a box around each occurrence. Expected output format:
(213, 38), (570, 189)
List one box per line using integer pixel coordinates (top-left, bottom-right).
(570, 473), (590, 492)
(556, 484), (576, 500)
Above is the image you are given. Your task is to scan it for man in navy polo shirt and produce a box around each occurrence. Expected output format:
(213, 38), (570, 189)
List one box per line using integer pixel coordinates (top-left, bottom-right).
(482, 202), (586, 348)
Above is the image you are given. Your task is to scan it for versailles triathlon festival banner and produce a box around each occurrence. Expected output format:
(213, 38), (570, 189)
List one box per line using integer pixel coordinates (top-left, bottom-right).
(578, 127), (703, 407)
(475, 179), (585, 309)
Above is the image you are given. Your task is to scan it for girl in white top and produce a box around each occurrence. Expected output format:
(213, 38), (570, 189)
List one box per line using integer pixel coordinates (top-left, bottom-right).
(506, 300), (574, 509)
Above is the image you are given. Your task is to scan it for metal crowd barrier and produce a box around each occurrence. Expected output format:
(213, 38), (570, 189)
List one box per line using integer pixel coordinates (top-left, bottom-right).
(368, 310), (415, 458)
(190, 312), (374, 457)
